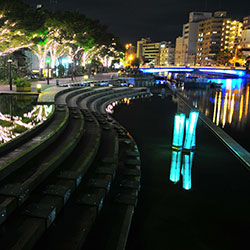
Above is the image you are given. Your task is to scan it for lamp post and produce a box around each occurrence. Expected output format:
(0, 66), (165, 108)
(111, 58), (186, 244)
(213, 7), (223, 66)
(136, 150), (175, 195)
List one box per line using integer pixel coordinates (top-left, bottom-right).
(87, 60), (92, 79)
(45, 57), (51, 85)
(7, 59), (13, 91)
(128, 55), (133, 68)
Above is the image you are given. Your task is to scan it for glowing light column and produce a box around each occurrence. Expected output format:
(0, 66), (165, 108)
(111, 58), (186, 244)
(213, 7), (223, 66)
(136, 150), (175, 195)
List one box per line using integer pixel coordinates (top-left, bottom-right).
(182, 152), (194, 190)
(172, 114), (185, 150)
(169, 150), (182, 183)
(183, 111), (199, 150)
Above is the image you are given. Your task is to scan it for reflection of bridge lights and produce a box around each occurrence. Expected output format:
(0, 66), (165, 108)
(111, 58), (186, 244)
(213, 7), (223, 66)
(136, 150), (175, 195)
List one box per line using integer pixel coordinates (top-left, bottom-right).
(245, 86), (249, 117)
(229, 94), (235, 124)
(213, 92), (218, 123)
(216, 92), (222, 126)
(239, 95), (244, 121)
(222, 93), (228, 128)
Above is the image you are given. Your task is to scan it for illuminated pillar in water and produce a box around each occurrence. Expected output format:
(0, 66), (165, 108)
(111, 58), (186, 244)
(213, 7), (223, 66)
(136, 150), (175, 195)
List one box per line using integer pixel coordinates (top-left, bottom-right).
(172, 114), (185, 150)
(169, 150), (182, 183)
(183, 111), (199, 150)
(182, 152), (194, 190)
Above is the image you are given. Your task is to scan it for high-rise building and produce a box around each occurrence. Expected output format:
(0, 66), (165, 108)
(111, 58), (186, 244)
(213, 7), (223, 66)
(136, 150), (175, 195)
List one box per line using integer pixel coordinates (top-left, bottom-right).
(175, 12), (212, 66)
(196, 11), (227, 66)
(220, 19), (243, 53)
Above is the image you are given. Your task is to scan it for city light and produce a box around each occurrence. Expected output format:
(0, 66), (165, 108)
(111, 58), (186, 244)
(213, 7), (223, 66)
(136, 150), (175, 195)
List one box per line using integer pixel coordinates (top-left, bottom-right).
(139, 67), (246, 77)
(36, 84), (42, 93)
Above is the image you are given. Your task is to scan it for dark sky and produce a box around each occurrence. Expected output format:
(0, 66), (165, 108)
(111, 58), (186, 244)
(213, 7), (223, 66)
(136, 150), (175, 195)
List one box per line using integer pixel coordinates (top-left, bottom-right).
(23, 0), (249, 45)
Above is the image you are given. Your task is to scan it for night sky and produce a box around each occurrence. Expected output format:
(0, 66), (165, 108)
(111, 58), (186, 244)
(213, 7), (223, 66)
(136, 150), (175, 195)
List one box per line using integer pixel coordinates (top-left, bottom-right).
(23, 0), (249, 45)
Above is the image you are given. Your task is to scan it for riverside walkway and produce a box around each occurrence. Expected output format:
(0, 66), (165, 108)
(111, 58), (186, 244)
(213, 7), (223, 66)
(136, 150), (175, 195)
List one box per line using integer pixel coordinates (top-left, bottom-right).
(0, 74), (150, 250)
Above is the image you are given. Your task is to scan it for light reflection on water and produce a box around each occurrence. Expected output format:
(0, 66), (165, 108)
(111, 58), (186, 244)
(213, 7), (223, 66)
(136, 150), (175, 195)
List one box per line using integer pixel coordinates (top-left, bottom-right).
(0, 95), (53, 144)
(180, 77), (250, 151)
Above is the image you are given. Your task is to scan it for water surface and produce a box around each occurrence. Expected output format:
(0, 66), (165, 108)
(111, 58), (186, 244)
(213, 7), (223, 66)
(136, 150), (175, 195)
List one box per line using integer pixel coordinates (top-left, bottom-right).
(0, 95), (53, 144)
(113, 91), (250, 250)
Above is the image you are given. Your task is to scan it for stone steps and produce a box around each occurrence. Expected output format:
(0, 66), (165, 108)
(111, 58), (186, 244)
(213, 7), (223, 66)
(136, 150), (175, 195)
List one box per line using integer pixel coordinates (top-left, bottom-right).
(0, 86), (148, 250)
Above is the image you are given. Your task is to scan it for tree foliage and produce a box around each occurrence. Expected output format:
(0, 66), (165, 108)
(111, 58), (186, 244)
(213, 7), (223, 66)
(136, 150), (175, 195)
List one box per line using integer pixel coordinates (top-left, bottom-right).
(214, 50), (233, 66)
(0, 0), (124, 70)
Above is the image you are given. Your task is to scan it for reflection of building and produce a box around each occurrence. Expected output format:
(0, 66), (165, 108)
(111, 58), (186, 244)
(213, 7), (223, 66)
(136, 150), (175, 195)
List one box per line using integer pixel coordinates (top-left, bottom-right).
(196, 11), (227, 66)
(212, 85), (250, 129)
(182, 79), (250, 131)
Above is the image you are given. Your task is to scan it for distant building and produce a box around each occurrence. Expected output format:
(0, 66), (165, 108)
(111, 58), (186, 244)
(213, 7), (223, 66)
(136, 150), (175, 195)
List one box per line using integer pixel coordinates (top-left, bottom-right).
(241, 16), (250, 59)
(137, 38), (149, 64)
(175, 36), (186, 66)
(196, 11), (227, 66)
(136, 38), (160, 65)
(158, 42), (175, 66)
(175, 12), (213, 66)
(243, 16), (250, 30)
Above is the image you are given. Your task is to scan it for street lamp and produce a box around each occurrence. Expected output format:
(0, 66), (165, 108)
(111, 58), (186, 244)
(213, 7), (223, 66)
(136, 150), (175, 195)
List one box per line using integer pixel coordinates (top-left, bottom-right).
(128, 55), (133, 67)
(7, 59), (13, 91)
(87, 60), (92, 79)
(45, 57), (51, 85)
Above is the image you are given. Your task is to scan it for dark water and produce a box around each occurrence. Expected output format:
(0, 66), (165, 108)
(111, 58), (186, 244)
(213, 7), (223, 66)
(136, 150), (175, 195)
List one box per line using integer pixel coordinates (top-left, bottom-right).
(113, 92), (250, 250)
(179, 77), (250, 152)
(0, 95), (52, 143)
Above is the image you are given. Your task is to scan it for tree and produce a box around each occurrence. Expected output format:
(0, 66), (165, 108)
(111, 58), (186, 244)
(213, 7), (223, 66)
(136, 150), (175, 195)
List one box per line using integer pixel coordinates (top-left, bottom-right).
(214, 50), (233, 66)
(0, 0), (43, 57)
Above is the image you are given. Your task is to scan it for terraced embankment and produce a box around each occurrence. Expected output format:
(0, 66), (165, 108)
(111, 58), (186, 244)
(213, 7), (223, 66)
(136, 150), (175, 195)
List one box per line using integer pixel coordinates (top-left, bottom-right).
(0, 85), (150, 250)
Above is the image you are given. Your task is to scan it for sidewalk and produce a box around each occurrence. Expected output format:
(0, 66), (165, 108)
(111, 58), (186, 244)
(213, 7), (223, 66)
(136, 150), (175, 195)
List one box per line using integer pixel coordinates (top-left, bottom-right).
(0, 73), (119, 94)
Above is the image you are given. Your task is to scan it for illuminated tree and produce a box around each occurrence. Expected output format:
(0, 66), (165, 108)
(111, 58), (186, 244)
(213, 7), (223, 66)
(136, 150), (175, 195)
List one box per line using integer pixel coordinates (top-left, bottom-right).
(0, 0), (39, 56)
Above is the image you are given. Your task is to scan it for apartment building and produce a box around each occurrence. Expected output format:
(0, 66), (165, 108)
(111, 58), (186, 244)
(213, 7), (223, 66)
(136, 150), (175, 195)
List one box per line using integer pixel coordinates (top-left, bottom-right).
(196, 11), (227, 66)
(220, 19), (243, 53)
(175, 36), (186, 66)
(175, 12), (212, 66)
(158, 42), (175, 66)
(136, 38), (161, 65)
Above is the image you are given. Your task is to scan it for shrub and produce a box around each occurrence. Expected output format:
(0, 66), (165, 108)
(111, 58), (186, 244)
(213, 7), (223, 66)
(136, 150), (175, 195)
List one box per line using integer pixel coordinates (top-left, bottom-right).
(14, 78), (31, 87)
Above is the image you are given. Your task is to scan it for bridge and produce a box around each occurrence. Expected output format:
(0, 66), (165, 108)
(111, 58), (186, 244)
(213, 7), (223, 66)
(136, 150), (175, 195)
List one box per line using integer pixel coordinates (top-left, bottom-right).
(139, 66), (248, 78)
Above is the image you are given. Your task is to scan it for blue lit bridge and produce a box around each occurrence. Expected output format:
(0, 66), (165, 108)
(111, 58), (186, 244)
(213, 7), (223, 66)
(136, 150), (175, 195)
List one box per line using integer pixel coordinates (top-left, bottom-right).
(139, 66), (248, 78)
